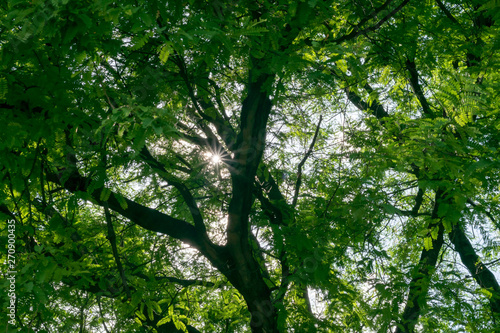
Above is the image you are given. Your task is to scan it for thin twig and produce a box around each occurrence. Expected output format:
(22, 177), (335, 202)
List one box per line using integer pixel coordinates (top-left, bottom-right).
(104, 203), (131, 299)
(292, 115), (323, 208)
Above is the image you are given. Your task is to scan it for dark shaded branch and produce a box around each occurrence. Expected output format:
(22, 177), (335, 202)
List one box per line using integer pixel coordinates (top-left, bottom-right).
(326, 66), (389, 119)
(411, 187), (425, 215)
(435, 0), (461, 26)
(257, 163), (289, 211)
(103, 203), (131, 299)
(396, 189), (446, 333)
(97, 297), (111, 333)
(45, 170), (200, 248)
(389, 187), (426, 217)
(345, 86), (389, 119)
(292, 115), (322, 208)
(0, 203), (16, 219)
(139, 147), (207, 235)
(406, 59), (433, 117)
(333, 0), (410, 43)
(45, 168), (232, 292)
(449, 223), (500, 321)
(196, 96), (237, 151)
(274, 249), (291, 305)
(254, 186), (285, 226)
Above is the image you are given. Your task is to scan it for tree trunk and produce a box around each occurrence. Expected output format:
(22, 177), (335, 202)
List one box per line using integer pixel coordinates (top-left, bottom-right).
(247, 295), (278, 333)
(224, 245), (279, 333)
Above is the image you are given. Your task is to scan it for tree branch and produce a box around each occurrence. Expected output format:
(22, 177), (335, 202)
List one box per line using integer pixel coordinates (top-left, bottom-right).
(449, 223), (500, 321)
(346, 86), (389, 118)
(435, 0), (461, 27)
(406, 59), (433, 117)
(396, 189), (445, 333)
(45, 169), (201, 248)
(103, 203), (131, 299)
(333, 0), (410, 44)
(292, 115), (322, 208)
(387, 187), (426, 217)
(139, 147), (207, 235)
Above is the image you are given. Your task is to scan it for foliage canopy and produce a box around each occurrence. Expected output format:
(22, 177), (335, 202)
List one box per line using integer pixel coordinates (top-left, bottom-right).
(1, 0), (500, 332)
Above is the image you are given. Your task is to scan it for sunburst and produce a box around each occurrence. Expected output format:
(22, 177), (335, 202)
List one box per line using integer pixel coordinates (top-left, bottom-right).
(210, 153), (221, 164)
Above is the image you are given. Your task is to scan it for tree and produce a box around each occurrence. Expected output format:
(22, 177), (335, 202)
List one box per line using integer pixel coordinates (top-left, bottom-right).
(1, 0), (499, 332)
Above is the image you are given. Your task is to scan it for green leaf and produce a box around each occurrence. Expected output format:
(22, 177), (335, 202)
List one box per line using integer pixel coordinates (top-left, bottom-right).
(159, 42), (173, 64)
(478, 0), (500, 11)
(424, 237), (433, 251)
(25, 281), (34, 292)
(381, 203), (397, 214)
(337, 59), (348, 73)
(442, 219), (452, 233)
(437, 203), (449, 217)
(173, 319), (187, 332)
(430, 226), (439, 240)
(479, 288), (493, 299)
(135, 310), (146, 321)
(157, 316), (172, 326)
(131, 32), (153, 50)
(100, 188), (112, 201)
(113, 192), (128, 210)
(147, 306), (154, 321)
(151, 301), (162, 314)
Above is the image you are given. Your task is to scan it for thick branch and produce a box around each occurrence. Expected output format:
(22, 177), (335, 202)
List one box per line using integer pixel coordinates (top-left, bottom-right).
(257, 163), (289, 209)
(254, 186), (285, 226)
(139, 147), (207, 234)
(396, 189), (445, 333)
(406, 59), (433, 117)
(45, 170), (201, 248)
(46, 168), (232, 287)
(411, 187), (425, 215)
(449, 223), (500, 321)
(345, 86), (389, 119)
(389, 187), (426, 217)
(435, 0), (461, 27)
